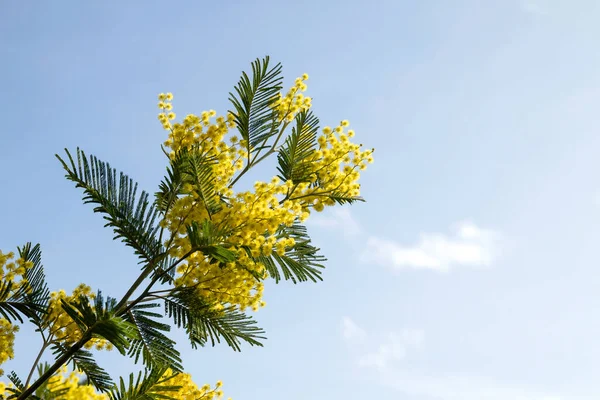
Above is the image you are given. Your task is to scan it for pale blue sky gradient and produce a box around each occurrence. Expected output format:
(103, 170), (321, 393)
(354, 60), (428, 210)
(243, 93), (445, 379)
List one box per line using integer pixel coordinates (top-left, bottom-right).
(2, 1), (600, 399)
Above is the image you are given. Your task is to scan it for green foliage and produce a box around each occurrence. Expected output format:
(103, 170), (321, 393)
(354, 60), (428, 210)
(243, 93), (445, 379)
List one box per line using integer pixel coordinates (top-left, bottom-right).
(324, 193), (365, 205)
(60, 291), (138, 354)
(253, 222), (325, 284)
(164, 288), (265, 351)
(18, 244), (50, 327)
(229, 56), (283, 157)
(2, 369), (68, 400)
(185, 221), (237, 267)
(124, 303), (182, 372)
(0, 243), (49, 324)
(0, 56), (366, 400)
(155, 151), (184, 215)
(180, 149), (221, 218)
(108, 368), (180, 400)
(4, 371), (26, 399)
(52, 345), (114, 393)
(0, 280), (32, 324)
(56, 149), (163, 265)
(156, 146), (222, 217)
(277, 110), (319, 183)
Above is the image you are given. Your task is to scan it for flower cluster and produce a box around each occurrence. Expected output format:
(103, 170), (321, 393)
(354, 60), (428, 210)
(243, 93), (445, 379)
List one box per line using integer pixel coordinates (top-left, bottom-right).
(1, 65), (372, 400)
(272, 74), (311, 122)
(156, 96), (291, 311)
(158, 93), (239, 160)
(0, 249), (29, 375)
(0, 368), (230, 400)
(0, 318), (18, 376)
(287, 121), (374, 212)
(156, 80), (373, 313)
(0, 247), (113, 377)
(45, 284), (113, 350)
(171, 183), (302, 311)
(0, 249), (32, 292)
(44, 366), (108, 400)
(159, 370), (231, 400)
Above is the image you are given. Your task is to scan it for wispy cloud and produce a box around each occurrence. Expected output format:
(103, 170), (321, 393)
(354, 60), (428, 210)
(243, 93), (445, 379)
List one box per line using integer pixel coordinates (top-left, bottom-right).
(307, 207), (361, 237)
(342, 318), (570, 400)
(594, 190), (600, 207)
(341, 317), (423, 371)
(341, 316), (367, 343)
(361, 221), (500, 272)
(358, 329), (424, 371)
(521, 0), (548, 16)
(379, 369), (565, 400)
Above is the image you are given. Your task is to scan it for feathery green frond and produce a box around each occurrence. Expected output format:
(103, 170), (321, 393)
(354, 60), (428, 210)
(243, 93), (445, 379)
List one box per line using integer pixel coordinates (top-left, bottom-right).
(56, 148), (163, 264)
(185, 220), (237, 268)
(181, 150), (221, 218)
(254, 222), (325, 283)
(49, 344), (114, 393)
(0, 281), (29, 324)
(325, 192), (365, 205)
(164, 289), (265, 351)
(0, 243), (49, 324)
(229, 56), (283, 156)
(124, 303), (182, 372)
(6, 371), (25, 392)
(4, 371), (54, 400)
(156, 147), (221, 223)
(277, 110), (319, 183)
(108, 368), (180, 400)
(149, 255), (179, 286)
(60, 291), (138, 355)
(155, 151), (184, 214)
(4, 371), (41, 400)
(17, 243), (50, 325)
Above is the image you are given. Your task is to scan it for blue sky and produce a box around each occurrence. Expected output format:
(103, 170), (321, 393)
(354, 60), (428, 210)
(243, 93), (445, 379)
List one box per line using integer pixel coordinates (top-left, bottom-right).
(2, 0), (600, 399)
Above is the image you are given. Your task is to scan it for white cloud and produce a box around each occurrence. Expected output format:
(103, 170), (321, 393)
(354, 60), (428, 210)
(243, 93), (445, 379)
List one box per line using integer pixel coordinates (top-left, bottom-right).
(362, 221), (500, 272)
(358, 329), (424, 371)
(341, 316), (367, 343)
(341, 318), (423, 370)
(307, 207), (360, 237)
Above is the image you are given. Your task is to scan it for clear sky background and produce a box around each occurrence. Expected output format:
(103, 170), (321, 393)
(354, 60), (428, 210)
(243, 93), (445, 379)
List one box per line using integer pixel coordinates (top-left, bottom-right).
(2, 1), (600, 399)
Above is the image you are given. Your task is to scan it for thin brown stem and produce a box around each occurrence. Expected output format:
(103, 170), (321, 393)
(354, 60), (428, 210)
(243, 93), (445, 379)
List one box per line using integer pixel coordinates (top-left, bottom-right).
(24, 338), (49, 388)
(17, 332), (91, 400)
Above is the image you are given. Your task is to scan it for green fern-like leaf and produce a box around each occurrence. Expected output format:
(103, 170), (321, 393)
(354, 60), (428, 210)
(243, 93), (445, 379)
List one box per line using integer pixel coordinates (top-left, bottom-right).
(184, 220), (237, 267)
(50, 345), (114, 392)
(124, 303), (183, 372)
(155, 151), (184, 214)
(277, 110), (319, 183)
(325, 192), (365, 205)
(156, 146), (222, 227)
(0, 281), (30, 324)
(229, 56), (283, 157)
(181, 150), (221, 218)
(6, 371), (25, 393)
(56, 148), (163, 265)
(108, 368), (180, 400)
(253, 222), (326, 283)
(164, 289), (265, 351)
(17, 243), (50, 325)
(60, 291), (138, 355)
(0, 243), (49, 324)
